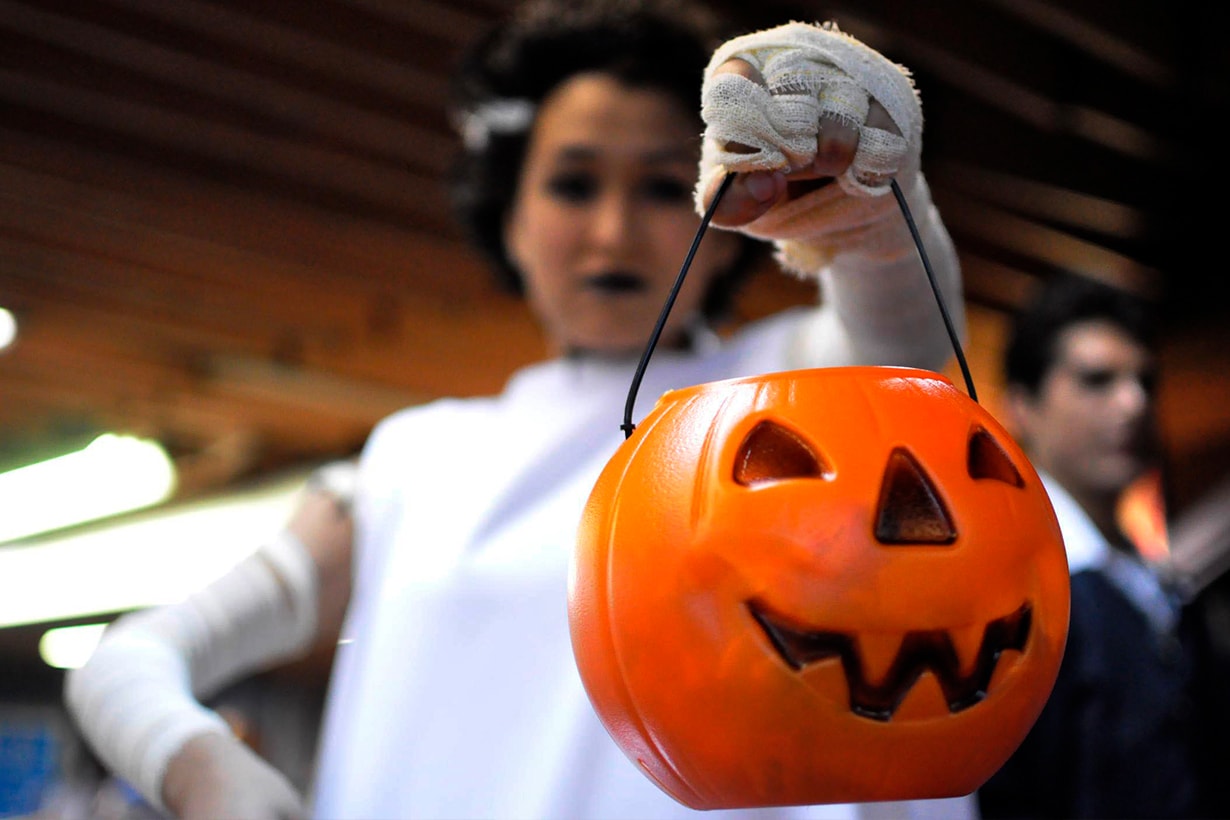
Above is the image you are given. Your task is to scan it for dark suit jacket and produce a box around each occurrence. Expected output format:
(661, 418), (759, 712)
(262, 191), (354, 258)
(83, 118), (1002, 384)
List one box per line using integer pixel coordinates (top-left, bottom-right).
(978, 568), (1204, 819)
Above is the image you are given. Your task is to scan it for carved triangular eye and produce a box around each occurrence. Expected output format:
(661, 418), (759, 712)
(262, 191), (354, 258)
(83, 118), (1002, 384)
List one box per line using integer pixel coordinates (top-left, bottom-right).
(874, 448), (957, 544)
(968, 426), (1024, 487)
(734, 421), (829, 486)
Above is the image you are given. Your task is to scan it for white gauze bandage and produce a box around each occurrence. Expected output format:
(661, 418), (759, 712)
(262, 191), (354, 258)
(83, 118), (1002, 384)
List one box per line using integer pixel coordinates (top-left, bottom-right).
(64, 529), (319, 812)
(696, 21), (925, 274)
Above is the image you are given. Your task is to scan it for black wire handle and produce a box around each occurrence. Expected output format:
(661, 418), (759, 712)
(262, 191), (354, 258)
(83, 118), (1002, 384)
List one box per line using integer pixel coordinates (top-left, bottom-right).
(889, 178), (976, 403)
(621, 171), (736, 438)
(621, 171), (977, 439)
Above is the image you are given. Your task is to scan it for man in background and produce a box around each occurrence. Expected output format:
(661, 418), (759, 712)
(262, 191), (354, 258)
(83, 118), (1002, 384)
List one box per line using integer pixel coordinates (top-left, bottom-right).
(977, 273), (1206, 819)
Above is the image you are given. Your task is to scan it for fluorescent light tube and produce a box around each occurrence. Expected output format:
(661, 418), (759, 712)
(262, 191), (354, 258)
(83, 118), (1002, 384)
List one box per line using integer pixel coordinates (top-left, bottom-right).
(0, 433), (177, 544)
(0, 468), (305, 629)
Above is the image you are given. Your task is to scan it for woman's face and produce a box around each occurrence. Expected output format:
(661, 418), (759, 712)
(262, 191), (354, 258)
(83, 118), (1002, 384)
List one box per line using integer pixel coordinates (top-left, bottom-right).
(504, 72), (742, 357)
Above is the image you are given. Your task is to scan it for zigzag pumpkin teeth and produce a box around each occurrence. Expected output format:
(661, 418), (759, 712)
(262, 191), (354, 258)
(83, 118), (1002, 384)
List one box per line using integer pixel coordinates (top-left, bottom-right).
(747, 605), (845, 670)
(948, 622), (988, 679)
(854, 632), (903, 687)
(749, 600), (1035, 721)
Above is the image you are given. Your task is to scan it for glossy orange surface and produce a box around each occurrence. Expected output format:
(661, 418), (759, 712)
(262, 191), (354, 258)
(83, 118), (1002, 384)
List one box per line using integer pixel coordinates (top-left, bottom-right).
(570, 366), (1070, 809)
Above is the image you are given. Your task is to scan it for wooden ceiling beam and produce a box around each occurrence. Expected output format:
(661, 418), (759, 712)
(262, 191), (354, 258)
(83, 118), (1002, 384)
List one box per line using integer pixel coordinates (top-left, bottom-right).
(831, 8), (1171, 163)
(0, 342), (388, 451)
(931, 189), (1161, 298)
(0, 273), (542, 401)
(953, 251), (1042, 313)
(332, 0), (504, 47)
(0, 237), (373, 347)
(0, 68), (446, 224)
(208, 354), (426, 423)
(929, 161), (1148, 240)
(0, 0), (455, 174)
(0, 130), (486, 296)
(91, 0), (451, 109)
(978, 0), (1176, 87)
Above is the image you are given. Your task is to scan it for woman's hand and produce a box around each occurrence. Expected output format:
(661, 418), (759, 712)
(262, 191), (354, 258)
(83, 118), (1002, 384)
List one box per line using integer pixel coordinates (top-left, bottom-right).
(162, 731), (306, 820)
(705, 57), (899, 229)
(695, 22), (924, 273)
(289, 463), (356, 651)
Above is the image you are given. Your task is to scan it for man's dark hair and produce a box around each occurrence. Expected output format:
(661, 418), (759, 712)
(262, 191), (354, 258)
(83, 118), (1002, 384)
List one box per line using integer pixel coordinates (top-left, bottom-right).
(1004, 274), (1157, 394)
(447, 0), (767, 323)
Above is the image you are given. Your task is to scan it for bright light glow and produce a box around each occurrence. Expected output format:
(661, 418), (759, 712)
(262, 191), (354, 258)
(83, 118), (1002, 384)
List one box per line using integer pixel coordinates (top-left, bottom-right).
(0, 469), (306, 630)
(1118, 467), (1169, 562)
(0, 306), (15, 350)
(0, 433), (178, 544)
(40, 623), (108, 669)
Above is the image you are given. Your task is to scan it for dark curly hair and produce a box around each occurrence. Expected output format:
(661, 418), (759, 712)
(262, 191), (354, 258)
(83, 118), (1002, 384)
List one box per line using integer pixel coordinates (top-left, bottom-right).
(447, 0), (767, 323)
(1004, 273), (1157, 395)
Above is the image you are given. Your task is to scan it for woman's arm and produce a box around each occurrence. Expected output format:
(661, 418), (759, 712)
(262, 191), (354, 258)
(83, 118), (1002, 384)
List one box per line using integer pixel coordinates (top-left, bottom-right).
(699, 22), (964, 372)
(63, 463), (355, 819)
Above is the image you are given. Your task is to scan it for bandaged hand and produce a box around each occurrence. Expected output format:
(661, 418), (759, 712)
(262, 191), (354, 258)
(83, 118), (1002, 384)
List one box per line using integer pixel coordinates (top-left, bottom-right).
(696, 21), (926, 276)
(162, 731), (306, 820)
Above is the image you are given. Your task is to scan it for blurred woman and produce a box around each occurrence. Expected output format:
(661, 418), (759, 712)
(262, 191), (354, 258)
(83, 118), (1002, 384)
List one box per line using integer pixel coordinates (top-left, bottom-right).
(65, 1), (969, 818)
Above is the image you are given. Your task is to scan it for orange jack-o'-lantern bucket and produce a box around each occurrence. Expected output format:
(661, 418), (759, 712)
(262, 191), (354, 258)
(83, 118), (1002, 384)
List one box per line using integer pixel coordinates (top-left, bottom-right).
(567, 176), (1070, 810)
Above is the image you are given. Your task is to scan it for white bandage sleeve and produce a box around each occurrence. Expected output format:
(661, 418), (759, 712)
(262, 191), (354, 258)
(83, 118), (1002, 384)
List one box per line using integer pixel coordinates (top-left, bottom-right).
(697, 21), (927, 274)
(64, 530), (319, 813)
(788, 174), (965, 372)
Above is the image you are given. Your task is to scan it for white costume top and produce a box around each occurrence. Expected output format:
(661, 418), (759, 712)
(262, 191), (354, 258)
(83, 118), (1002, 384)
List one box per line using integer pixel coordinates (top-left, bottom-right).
(310, 294), (977, 819)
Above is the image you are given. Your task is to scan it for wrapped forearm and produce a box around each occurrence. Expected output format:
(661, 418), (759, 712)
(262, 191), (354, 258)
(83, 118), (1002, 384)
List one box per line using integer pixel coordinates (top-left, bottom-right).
(64, 530), (319, 812)
(789, 172), (965, 371)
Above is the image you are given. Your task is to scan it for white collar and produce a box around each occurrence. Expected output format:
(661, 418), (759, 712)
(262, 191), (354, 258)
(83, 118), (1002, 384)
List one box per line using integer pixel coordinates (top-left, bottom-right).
(1040, 471), (1178, 634)
(1039, 471), (1109, 573)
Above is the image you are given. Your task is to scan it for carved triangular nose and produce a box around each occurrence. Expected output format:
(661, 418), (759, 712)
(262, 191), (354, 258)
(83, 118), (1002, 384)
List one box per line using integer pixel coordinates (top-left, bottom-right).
(874, 448), (957, 544)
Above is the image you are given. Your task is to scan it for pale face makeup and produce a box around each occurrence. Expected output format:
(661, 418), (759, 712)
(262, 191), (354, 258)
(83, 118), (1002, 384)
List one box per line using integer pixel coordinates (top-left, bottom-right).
(504, 72), (741, 358)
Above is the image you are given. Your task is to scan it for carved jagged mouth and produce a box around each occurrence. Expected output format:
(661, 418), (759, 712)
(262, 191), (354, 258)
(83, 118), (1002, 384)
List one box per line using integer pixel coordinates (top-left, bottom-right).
(748, 601), (1032, 721)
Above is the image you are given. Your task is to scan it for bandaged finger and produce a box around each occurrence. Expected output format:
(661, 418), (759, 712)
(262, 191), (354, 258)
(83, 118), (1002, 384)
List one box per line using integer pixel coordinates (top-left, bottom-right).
(843, 126), (910, 195)
(698, 21), (922, 195)
(700, 71), (816, 172)
(816, 79), (871, 131)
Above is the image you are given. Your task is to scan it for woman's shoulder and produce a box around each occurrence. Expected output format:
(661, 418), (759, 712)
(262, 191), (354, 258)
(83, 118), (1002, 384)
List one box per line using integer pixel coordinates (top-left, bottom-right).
(368, 394), (501, 446)
(719, 305), (814, 371)
(363, 357), (566, 457)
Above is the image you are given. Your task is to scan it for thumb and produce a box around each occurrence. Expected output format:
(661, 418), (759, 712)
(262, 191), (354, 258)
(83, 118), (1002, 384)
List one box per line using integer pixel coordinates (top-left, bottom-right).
(704, 169), (787, 229)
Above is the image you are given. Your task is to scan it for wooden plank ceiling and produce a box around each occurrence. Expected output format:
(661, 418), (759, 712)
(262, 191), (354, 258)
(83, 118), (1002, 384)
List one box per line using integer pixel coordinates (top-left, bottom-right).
(1, 0), (1228, 523)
